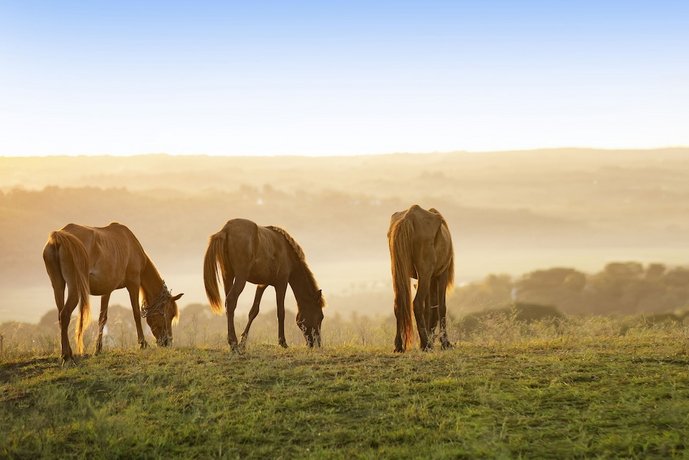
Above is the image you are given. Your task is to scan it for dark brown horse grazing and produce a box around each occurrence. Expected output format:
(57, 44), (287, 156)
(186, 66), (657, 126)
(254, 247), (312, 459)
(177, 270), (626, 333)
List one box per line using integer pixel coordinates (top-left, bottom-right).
(388, 205), (454, 352)
(42, 223), (183, 363)
(203, 218), (325, 351)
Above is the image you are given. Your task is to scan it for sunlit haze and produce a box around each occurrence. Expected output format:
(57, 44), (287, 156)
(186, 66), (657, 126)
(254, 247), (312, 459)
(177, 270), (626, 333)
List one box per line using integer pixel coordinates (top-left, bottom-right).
(1, 1), (688, 156)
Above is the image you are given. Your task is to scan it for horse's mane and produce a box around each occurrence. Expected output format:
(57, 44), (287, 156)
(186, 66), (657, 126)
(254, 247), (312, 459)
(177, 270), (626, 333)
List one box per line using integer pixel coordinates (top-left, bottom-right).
(94, 224), (167, 313)
(267, 225), (325, 309)
(111, 225), (157, 308)
(267, 226), (305, 260)
(139, 257), (180, 321)
(117, 224), (180, 322)
(139, 255), (160, 304)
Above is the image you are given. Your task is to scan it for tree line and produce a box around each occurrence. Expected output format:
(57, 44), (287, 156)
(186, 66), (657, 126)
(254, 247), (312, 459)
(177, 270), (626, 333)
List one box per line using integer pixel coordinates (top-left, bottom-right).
(451, 262), (689, 316)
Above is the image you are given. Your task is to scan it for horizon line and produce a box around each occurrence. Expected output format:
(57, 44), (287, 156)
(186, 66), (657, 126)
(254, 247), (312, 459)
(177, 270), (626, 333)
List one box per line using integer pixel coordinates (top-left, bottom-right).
(2, 145), (689, 159)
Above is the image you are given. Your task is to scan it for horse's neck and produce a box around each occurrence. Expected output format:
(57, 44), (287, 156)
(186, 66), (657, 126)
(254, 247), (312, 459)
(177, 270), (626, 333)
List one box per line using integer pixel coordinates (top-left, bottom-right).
(288, 262), (316, 305)
(140, 258), (163, 299)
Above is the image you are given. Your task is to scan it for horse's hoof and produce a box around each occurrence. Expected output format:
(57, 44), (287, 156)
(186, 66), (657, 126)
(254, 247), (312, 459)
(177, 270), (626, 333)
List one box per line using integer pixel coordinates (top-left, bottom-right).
(139, 341), (149, 350)
(441, 341), (453, 350)
(394, 347), (405, 353)
(61, 356), (77, 367)
(279, 341), (288, 349)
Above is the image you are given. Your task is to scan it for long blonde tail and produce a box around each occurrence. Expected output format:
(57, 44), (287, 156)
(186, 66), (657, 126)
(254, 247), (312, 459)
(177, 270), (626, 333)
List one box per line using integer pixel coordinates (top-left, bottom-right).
(389, 219), (414, 349)
(50, 231), (91, 354)
(203, 232), (226, 314)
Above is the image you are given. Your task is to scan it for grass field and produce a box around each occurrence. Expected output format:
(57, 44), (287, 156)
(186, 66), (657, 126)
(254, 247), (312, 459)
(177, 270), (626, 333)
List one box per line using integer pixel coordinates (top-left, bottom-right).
(2, 330), (689, 459)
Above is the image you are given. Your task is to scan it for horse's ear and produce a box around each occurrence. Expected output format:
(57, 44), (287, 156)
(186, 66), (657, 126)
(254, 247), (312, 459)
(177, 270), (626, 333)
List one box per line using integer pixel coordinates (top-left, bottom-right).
(317, 289), (322, 298)
(172, 293), (184, 301)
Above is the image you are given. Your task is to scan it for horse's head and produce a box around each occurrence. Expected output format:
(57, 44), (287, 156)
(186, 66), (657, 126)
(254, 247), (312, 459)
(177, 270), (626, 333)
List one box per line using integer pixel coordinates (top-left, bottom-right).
(143, 292), (183, 347)
(296, 289), (325, 347)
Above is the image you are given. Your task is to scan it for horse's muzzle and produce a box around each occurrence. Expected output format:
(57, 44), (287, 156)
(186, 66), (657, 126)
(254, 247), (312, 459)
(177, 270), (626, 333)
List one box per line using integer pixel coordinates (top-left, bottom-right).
(305, 332), (322, 348)
(157, 336), (173, 347)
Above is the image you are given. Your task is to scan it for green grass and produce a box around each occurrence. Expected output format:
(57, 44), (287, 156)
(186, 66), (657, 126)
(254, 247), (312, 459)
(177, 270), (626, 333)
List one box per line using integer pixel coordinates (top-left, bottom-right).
(2, 335), (689, 459)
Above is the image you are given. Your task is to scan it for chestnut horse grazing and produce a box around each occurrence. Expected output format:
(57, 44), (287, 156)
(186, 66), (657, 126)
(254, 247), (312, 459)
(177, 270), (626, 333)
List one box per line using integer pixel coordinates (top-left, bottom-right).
(388, 205), (454, 352)
(204, 218), (325, 351)
(42, 223), (183, 363)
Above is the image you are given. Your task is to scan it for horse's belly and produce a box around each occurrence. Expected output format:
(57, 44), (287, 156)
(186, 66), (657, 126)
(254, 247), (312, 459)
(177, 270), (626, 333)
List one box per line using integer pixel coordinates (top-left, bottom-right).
(88, 270), (121, 296)
(247, 268), (277, 286)
(247, 273), (273, 286)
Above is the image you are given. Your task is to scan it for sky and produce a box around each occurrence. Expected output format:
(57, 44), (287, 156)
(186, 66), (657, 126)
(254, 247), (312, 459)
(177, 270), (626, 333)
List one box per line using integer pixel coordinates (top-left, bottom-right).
(1, 1), (688, 156)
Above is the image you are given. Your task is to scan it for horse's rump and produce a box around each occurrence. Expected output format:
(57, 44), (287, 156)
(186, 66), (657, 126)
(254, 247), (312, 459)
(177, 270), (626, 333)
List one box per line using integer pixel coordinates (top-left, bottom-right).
(388, 205), (455, 349)
(43, 230), (92, 353)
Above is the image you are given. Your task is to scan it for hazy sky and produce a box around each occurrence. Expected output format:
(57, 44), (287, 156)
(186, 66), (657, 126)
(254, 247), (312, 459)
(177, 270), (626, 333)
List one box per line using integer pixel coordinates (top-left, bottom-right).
(1, 1), (688, 156)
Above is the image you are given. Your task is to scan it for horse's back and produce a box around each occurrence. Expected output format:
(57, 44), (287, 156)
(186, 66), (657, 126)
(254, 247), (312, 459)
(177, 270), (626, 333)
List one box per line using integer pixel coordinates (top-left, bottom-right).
(221, 218), (286, 249)
(218, 218), (261, 264)
(59, 223), (98, 251)
(59, 222), (140, 256)
(56, 222), (147, 292)
(98, 222), (142, 248)
(221, 218), (259, 235)
(402, 205), (443, 240)
(59, 221), (125, 240)
(61, 222), (92, 236)
(390, 205), (453, 275)
(217, 218), (290, 283)
(220, 219), (260, 248)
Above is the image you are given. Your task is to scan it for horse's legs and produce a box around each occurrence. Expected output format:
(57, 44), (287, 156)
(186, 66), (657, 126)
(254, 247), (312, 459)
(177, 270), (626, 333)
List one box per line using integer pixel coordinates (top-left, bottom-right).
(413, 275), (433, 351)
(225, 277), (246, 352)
(275, 282), (289, 348)
(239, 284), (268, 348)
(127, 284), (148, 349)
(59, 285), (80, 363)
(49, 277), (69, 361)
(393, 304), (406, 352)
(437, 272), (452, 350)
(95, 292), (111, 355)
(428, 278), (440, 344)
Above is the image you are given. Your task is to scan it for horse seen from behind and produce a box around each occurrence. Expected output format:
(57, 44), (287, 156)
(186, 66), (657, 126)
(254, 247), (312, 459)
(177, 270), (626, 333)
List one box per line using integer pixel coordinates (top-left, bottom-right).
(204, 218), (325, 351)
(388, 205), (454, 352)
(42, 223), (183, 364)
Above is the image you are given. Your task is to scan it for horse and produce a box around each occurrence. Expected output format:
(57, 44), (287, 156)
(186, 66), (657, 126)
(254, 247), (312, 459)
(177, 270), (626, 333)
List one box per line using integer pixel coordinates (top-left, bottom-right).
(388, 205), (454, 352)
(42, 223), (183, 364)
(203, 218), (325, 351)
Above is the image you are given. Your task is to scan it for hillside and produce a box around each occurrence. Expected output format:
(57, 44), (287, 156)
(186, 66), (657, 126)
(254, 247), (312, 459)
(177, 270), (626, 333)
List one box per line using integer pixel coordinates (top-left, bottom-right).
(2, 335), (688, 458)
(2, 148), (689, 322)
